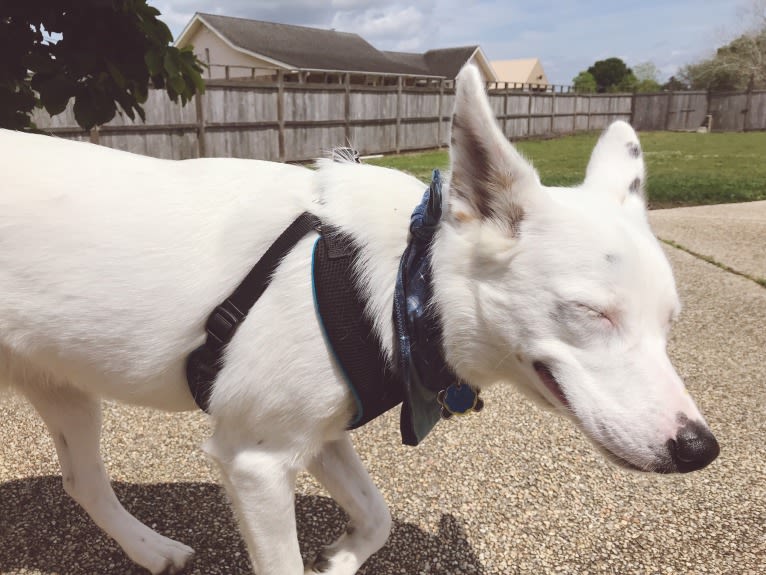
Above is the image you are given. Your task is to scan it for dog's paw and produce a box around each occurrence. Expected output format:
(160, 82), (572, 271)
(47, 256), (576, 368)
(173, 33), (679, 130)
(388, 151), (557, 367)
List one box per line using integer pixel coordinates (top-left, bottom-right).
(304, 550), (332, 574)
(129, 534), (194, 575)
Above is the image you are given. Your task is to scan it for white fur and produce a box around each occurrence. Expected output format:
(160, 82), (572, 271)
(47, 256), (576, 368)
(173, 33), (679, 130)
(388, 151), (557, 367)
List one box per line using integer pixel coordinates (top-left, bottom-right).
(0, 64), (716, 574)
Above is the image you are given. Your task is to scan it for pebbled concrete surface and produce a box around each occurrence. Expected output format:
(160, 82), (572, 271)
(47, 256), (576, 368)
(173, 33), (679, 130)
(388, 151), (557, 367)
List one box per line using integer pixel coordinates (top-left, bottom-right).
(1, 204), (765, 575)
(649, 200), (766, 283)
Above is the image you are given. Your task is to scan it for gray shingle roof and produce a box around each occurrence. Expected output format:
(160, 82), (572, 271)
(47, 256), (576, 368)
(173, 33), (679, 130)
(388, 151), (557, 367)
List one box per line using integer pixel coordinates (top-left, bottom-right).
(196, 13), (477, 78)
(198, 13), (434, 76)
(424, 46), (480, 78)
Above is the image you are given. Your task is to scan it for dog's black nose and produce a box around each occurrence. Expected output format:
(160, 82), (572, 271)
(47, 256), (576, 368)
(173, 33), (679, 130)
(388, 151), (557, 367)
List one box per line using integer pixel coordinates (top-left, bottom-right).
(667, 419), (720, 473)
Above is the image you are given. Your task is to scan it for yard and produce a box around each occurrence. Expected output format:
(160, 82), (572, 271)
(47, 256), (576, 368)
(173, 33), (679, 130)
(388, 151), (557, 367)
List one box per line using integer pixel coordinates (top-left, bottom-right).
(366, 131), (766, 209)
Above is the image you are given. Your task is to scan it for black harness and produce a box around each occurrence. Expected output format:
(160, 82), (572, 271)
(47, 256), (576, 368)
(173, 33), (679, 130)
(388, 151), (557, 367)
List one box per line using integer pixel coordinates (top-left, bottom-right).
(186, 213), (320, 411)
(186, 169), (482, 445)
(312, 229), (404, 428)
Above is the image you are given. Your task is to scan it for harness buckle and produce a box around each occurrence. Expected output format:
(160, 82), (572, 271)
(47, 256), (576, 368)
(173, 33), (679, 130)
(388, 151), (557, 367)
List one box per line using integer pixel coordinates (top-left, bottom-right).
(205, 300), (244, 349)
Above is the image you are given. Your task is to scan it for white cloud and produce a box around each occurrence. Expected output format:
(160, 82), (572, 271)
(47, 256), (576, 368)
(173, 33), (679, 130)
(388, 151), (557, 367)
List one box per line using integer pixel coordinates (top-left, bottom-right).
(330, 5), (429, 50)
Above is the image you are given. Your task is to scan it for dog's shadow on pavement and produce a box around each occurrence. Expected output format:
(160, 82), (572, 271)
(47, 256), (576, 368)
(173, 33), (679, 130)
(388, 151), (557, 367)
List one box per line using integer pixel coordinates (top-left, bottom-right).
(0, 476), (486, 575)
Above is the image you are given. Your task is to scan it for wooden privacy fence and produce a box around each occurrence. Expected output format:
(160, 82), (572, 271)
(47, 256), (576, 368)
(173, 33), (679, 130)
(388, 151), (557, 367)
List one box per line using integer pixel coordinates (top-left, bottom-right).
(632, 90), (766, 132)
(31, 76), (766, 163)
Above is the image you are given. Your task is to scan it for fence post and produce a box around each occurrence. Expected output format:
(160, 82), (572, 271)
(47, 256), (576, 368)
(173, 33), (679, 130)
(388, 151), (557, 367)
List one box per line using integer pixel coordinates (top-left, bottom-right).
(503, 82), (509, 138)
(586, 94), (591, 131)
(277, 69), (285, 162)
(743, 80), (753, 132)
(437, 78), (444, 148)
(195, 91), (206, 158)
(572, 94), (577, 134)
(664, 92), (674, 130)
(550, 91), (556, 135)
(629, 90), (636, 127)
(395, 75), (402, 154)
(344, 72), (351, 144)
(526, 92), (533, 137)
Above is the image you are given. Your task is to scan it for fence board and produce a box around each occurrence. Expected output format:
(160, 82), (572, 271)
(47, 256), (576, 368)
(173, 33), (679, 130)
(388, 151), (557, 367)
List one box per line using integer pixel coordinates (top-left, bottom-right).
(709, 93), (748, 132)
(30, 85), (765, 162)
(667, 92), (708, 131)
(745, 91), (766, 131)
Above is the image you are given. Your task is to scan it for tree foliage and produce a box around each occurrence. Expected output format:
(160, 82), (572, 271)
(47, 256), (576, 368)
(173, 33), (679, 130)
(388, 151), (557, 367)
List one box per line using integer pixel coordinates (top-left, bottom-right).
(632, 62), (662, 92)
(586, 57), (633, 92)
(678, 1), (766, 91)
(662, 76), (689, 91)
(680, 28), (766, 91)
(0, 0), (205, 130)
(572, 71), (596, 93)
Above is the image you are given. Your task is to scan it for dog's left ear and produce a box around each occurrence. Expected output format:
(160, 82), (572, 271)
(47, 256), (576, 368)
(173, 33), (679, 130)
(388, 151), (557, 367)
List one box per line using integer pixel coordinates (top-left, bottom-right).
(584, 121), (646, 206)
(448, 65), (542, 233)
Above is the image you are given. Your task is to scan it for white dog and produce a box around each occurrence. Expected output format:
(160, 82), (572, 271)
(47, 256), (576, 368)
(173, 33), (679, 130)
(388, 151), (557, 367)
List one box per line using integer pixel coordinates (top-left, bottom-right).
(0, 65), (718, 575)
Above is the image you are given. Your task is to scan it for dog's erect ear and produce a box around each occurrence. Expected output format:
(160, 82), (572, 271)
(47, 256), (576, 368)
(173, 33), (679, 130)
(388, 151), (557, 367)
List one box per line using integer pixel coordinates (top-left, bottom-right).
(448, 65), (541, 231)
(584, 121), (646, 205)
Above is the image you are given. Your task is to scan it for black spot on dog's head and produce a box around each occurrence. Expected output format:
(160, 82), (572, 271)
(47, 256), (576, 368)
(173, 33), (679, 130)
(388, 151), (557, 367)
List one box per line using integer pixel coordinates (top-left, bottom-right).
(627, 142), (641, 158)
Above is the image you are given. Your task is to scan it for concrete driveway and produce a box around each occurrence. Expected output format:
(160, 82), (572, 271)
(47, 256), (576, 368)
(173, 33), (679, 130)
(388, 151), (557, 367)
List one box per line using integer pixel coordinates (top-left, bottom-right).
(1, 202), (764, 575)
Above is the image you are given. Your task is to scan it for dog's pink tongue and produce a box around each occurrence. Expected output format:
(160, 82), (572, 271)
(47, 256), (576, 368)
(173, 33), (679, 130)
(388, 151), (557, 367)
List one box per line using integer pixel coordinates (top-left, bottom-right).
(533, 362), (569, 408)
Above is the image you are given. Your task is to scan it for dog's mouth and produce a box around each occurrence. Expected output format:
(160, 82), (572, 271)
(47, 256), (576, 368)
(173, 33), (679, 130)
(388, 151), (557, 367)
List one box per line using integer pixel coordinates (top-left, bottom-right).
(533, 361), (569, 409)
(532, 361), (654, 473)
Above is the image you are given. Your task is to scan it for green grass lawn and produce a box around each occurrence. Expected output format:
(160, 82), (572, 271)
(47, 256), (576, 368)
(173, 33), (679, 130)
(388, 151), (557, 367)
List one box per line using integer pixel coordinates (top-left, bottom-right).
(366, 131), (766, 208)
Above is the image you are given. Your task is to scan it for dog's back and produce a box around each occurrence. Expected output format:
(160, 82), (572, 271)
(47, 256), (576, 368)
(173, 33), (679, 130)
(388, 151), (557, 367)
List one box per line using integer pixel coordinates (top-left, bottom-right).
(0, 130), (316, 409)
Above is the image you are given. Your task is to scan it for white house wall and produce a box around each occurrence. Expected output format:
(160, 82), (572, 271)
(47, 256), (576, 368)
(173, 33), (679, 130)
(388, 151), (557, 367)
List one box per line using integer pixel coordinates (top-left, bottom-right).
(190, 25), (282, 79)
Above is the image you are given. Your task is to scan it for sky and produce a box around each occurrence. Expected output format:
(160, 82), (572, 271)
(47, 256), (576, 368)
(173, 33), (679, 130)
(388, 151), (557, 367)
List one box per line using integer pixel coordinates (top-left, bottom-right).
(153, 0), (752, 85)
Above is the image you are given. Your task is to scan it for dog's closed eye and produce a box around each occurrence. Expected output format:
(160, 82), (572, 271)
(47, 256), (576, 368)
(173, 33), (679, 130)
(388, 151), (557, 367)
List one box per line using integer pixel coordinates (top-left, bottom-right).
(574, 303), (616, 327)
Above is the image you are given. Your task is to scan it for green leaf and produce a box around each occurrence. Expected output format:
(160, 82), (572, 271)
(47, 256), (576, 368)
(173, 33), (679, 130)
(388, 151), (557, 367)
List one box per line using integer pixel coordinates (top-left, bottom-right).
(73, 86), (117, 130)
(168, 74), (186, 96)
(163, 51), (179, 77)
(145, 50), (162, 76)
(37, 73), (76, 116)
(106, 61), (127, 90)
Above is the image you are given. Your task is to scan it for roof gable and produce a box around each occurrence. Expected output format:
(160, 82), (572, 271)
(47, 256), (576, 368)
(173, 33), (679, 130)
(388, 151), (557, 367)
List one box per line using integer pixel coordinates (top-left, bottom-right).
(492, 58), (547, 84)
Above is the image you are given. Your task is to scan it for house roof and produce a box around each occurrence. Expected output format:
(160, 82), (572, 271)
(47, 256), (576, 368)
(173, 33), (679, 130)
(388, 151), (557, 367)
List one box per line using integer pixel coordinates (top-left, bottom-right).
(491, 58), (548, 84)
(184, 13), (436, 76)
(176, 13), (495, 79)
(425, 47), (483, 78)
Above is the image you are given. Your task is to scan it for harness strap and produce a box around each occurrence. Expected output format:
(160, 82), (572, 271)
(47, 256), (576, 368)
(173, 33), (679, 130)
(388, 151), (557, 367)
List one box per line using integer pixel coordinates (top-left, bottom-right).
(186, 212), (320, 411)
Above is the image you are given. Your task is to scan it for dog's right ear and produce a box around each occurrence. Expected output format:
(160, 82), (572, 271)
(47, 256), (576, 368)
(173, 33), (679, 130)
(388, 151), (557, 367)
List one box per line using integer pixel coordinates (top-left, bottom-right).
(448, 65), (542, 233)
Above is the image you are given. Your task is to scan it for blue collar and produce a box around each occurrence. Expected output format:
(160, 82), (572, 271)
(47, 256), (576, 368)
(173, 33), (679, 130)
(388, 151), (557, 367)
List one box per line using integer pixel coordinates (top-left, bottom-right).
(393, 170), (483, 446)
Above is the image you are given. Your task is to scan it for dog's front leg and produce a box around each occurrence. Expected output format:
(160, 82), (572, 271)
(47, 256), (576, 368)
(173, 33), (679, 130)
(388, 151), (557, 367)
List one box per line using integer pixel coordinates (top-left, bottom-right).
(21, 383), (194, 574)
(206, 431), (305, 574)
(305, 434), (392, 575)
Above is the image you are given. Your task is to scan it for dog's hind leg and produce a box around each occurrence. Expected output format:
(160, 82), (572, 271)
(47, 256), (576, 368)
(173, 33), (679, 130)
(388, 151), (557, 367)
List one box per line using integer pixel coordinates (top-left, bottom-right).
(21, 382), (194, 575)
(305, 434), (392, 575)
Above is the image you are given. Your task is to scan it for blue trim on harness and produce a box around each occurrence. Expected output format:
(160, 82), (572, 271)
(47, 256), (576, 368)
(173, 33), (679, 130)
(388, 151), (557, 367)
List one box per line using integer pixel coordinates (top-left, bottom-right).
(310, 236), (365, 426)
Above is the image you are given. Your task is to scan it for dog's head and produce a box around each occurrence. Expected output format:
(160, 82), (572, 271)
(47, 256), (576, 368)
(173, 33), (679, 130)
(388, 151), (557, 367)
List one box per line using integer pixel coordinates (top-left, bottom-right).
(433, 65), (718, 473)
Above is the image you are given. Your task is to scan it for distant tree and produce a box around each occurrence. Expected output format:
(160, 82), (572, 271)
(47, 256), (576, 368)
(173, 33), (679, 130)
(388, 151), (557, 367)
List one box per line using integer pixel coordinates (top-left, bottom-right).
(572, 71), (597, 93)
(0, 0), (206, 131)
(677, 0), (766, 92)
(632, 62), (663, 92)
(611, 72), (638, 93)
(587, 57), (633, 92)
(662, 75), (688, 91)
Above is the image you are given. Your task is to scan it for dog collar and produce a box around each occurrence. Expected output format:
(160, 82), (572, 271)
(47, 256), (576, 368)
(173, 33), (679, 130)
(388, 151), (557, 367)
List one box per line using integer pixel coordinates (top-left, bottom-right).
(393, 170), (483, 446)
